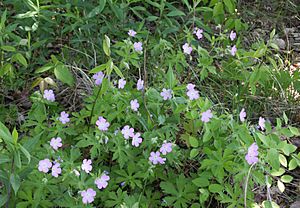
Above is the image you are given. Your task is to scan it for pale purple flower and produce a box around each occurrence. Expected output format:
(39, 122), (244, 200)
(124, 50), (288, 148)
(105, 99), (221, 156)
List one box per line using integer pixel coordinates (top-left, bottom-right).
(128, 29), (137, 37)
(81, 159), (92, 173)
(149, 151), (166, 165)
(81, 188), (96, 204)
(50, 137), (62, 150)
(51, 162), (61, 177)
(160, 142), (172, 155)
(137, 79), (144, 91)
(121, 125), (134, 139)
(201, 109), (213, 123)
(132, 132), (143, 147)
(182, 43), (192, 55)
(43, 89), (55, 102)
(96, 116), (110, 131)
(230, 31), (236, 41)
(187, 89), (199, 100)
(245, 143), (259, 165)
(239, 108), (246, 122)
(38, 159), (52, 173)
(160, 88), (172, 100)
(194, 28), (203, 40)
(186, 83), (196, 91)
(95, 174), (110, 189)
(258, 117), (265, 130)
(92, 72), (105, 85)
(118, 78), (126, 89)
(133, 42), (143, 52)
(59, 111), (70, 124)
(231, 45), (237, 56)
(130, 99), (139, 111)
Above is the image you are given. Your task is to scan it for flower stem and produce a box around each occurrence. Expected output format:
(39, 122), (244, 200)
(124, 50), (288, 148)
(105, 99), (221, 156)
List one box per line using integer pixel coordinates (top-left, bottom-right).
(244, 164), (255, 208)
(88, 86), (101, 132)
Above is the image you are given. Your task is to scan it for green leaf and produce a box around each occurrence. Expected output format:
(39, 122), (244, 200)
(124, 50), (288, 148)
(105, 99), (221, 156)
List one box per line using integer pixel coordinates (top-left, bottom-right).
(1, 45), (16, 52)
(280, 175), (293, 183)
(0, 121), (13, 144)
(288, 158), (298, 171)
(270, 168), (285, 176)
(12, 127), (18, 144)
(54, 64), (75, 86)
(268, 148), (280, 170)
(87, 0), (107, 18)
(0, 63), (12, 77)
(113, 65), (123, 78)
(166, 68), (175, 89)
(0, 194), (8, 207)
(189, 136), (198, 148)
(278, 154), (287, 167)
(100, 78), (109, 96)
(223, 0), (234, 13)
(90, 64), (107, 73)
(288, 126), (300, 136)
(14, 53), (28, 67)
(160, 181), (178, 196)
(35, 65), (53, 73)
(190, 149), (198, 159)
(277, 180), (285, 193)
(278, 141), (297, 156)
(208, 184), (223, 193)
(166, 10), (185, 17)
(213, 2), (224, 17)
(192, 178), (209, 187)
(10, 174), (21, 195)
(103, 35), (111, 56)
(19, 145), (31, 163)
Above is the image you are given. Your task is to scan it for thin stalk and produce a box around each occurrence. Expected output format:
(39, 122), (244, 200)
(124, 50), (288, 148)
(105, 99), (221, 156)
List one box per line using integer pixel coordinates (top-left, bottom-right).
(244, 164), (255, 208)
(88, 86), (101, 132)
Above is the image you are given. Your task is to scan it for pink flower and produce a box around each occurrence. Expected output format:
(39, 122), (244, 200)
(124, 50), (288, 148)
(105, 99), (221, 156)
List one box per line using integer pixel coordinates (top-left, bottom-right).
(50, 137), (62, 150)
(81, 159), (92, 173)
(81, 188), (96, 204)
(137, 79), (144, 91)
(133, 42), (143, 52)
(96, 116), (110, 131)
(118, 78), (126, 89)
(160, 88), (172, 100)
(92, 72), (105, 85)
(245, 143), (259, 165)
(194, 28), (203, 40)
(187, 89), (199, 100)
(95, 174), (110, 189)
(258, 117), (265, 130)
(186, 83), (196, 91)
(201, 109), (213, 123)
(182, 43), (192, 55)
(130, 99), (139, 111)
(230, 31), (236, 41)
(121, 125), (134, 139)
(132, 132), (143, 147)
(43, 89), (55, 102)
(149, 151), (166, 165)
(38, 159), (52, 173)
(59, 111), (70, 124)
(231, 45), (237, 56)
(160, 142), (172, 155)
(51, 162), (61, 177)
(239, 108), (246, 122)
(128, 29), (137, 37)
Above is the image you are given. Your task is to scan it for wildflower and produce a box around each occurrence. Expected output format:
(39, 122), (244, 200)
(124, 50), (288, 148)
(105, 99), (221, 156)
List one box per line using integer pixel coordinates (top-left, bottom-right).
(245, 143), (259, 165)
(231, 45), (237, 56)
(137, 79), (144, 91)
(121, 125), (134, 139)
(149, 151), (166, 165)
(160, 142), (173, 155)
(51, 162), (61, 177)
(43, 89), (55, 102)
(92, 72), (105, 86)
(128, 29), (137, 37)
(201, 109), (213, 123)
(160, 88), (172, 100)
(50, 137), (62, 150)
(258, 117), (265, 130)
(239, 108), (246, 122)
(186, 83), (196, 91)
(81, 159), (92, 173)
(58, 111), (70, 124)
(118, 78), (126, 89)
(133, 42), (143, 52)
(81, 188), (96, 204)
(95, 174), (110, 189)
(230, 31), (236, 41)
(96, 116), (110, 131)
(130, 99), (139, 111)
(132, 132), (143, 147)
(38, 159), (52, 173)
(187, 89), (199, 100)
(194, 28), (203, 40)
(182, 43), (193, 55)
